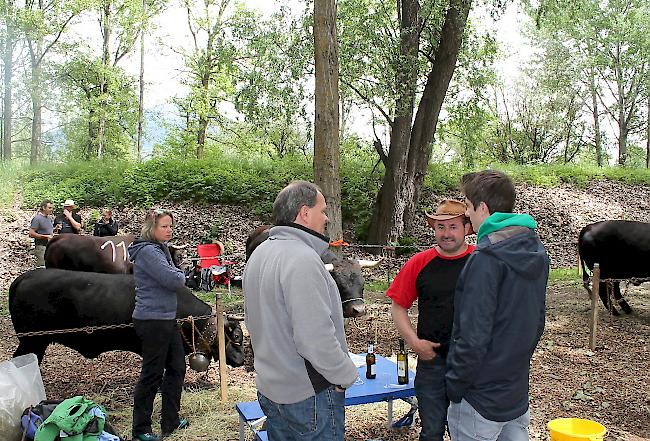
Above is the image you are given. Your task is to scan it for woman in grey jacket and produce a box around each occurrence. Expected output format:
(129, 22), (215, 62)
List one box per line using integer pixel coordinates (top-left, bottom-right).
(128, 209), (188, 441)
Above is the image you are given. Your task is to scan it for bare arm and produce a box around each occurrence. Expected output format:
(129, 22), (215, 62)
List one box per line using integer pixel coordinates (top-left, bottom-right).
(64, 209), (82, 232)
(28, 228), (52, 241)
(391, 302), (439, 361)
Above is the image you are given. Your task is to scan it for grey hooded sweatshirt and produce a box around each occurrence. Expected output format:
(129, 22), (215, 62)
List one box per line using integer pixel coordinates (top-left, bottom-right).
(243, 225), (359, 404)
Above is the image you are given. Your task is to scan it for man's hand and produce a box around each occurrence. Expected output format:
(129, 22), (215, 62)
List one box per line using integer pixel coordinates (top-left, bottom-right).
(409, 337), (440, 361)
(63, 208), (72, 219)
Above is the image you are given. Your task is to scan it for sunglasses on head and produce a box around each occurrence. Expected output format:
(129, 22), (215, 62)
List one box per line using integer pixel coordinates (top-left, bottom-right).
(150, 208), (171, 217)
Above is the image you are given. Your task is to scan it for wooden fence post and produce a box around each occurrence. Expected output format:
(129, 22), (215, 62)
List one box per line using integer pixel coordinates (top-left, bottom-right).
(589, 264), (600, 350)
(216, 292), (228, 401)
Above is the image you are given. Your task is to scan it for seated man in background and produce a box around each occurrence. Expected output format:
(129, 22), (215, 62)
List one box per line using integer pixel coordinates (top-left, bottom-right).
(54, 199), (82, 234)
(94, 209), (119, 237)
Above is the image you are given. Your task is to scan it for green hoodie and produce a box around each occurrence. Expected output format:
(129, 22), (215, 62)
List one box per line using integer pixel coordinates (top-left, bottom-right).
(477, 212), (537, 243)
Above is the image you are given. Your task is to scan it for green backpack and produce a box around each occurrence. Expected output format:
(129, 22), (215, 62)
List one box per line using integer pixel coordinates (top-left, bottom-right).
(34, 396), (105, 441)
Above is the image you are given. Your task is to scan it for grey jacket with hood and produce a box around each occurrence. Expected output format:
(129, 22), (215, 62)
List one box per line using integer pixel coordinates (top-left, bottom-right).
(128, 239), (186, 321)
(243, 224), (359, 404)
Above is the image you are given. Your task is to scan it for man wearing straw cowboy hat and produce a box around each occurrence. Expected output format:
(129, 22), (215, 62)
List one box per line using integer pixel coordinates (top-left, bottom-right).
(387, 199), (475, 441)
(54, 199), (82, 234)
(446, 170), (549, 441)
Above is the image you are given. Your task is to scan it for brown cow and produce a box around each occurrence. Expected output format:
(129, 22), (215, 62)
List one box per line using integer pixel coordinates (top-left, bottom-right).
(44, 234), (186, 273)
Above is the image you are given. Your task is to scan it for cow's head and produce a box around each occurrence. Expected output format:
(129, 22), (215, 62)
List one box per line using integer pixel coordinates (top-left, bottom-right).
(169, 244), (188, 270)
(246, 226), (380, 319)
(322, 252), (380, 318)
(190, 313), (245, 368)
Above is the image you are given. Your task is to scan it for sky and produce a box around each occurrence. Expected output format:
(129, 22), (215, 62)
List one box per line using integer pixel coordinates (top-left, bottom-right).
(54, 0), (532, 150)
(118, 0), (533, 109)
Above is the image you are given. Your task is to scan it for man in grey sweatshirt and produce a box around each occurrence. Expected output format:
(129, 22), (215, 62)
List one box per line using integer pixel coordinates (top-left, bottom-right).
(243, 181), (359, 440)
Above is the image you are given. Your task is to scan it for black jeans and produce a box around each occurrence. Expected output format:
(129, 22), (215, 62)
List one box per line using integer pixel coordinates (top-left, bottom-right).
(132, 319), (186, 436)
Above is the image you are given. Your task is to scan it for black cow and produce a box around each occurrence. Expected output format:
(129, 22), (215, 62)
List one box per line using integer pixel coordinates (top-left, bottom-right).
(9, 268), (244, 367)
(44, 234), (186, 274)
(246, 225), (378, 318)
(578, 220), (646, 315)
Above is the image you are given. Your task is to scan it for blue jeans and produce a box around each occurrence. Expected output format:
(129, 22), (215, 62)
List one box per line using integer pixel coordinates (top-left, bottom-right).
(447, 399), (530, 441)
(414, 359), (448, 441)
(257, 386), (345, 440)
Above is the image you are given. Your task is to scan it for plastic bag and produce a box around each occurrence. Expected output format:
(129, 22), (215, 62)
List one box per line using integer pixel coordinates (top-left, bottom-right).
(0, 353), (47, 441)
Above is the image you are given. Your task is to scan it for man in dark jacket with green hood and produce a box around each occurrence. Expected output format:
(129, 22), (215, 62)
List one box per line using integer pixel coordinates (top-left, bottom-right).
(445, 170), (549, 441)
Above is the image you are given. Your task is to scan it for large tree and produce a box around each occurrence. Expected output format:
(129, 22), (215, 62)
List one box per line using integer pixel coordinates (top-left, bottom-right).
(96, 0), (147, 158)
(1, 0), (16, 161)
(22, 0), (83, 165)
(532, 0), (650, 165)
(339, 0), (472, 244)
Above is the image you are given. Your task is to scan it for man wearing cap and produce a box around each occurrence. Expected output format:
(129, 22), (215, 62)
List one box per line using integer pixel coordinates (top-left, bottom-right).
(54, 199), (82, 234)
(386, 199), (475, 441)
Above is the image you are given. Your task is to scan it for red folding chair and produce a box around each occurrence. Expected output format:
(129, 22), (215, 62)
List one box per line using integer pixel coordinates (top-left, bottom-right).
(195, 242), (237, 290)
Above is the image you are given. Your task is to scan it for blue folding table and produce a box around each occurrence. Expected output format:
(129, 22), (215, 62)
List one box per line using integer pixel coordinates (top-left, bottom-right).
(236, 354), (416, 440)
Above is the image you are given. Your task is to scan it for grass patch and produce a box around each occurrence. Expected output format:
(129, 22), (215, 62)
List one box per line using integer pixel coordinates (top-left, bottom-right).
(365, 279), (389, 293)
(548, 267), (581, 282)
(94, 384), (257, 440)
(193, 287), (244, 310)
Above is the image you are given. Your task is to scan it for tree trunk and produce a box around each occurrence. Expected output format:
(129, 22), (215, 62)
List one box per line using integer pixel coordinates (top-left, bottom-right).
(2, 15), (14, 161)
(590, 72), (603, 166)
(368, 0), (472, 245)
(618, 104), (627, 166)
(137, 3), (145, 161)
(196, 116), (207, 158)
(366, 0), (419, 246)
(405, 0), (471, 230)
(29, 35), (43, 165)
(98, 1), (111, 159)
(313, 0), (343, 243)
(646, 95), (649, 169)
(196, 72), (210, 159)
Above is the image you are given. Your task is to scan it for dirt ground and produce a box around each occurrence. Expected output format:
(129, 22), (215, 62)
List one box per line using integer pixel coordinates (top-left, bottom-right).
(1, 192), (649, 440)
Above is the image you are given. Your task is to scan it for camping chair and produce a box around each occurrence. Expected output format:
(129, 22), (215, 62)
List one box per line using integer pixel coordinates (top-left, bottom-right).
(193, 242), (238, 291)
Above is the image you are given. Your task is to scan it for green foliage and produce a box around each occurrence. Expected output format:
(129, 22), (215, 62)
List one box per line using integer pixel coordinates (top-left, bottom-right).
(394, 235), (417, 257)
(0, 161), (24, 208)
(55, 54), (138, 160)
(17, 157), (650, 232)
(201, 220), (224, 244)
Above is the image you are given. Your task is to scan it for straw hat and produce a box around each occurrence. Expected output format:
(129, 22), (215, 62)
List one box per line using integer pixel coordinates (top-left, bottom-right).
(425, 199), (467, 221)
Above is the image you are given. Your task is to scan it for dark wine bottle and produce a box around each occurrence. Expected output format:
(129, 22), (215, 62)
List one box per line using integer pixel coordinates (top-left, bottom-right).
(366, 339), (376, 379)
(397, 338), (408, 385)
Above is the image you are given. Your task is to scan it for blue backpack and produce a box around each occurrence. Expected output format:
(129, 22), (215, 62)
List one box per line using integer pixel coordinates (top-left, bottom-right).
(20, 400), (62, 440)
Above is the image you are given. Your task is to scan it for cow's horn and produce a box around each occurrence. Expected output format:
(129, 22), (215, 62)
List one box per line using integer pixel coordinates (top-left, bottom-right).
(226, 313), (245, 321)
(170, 243), (189, 250)
(324, 263), (334, 272)
(358, 259), (381, 268)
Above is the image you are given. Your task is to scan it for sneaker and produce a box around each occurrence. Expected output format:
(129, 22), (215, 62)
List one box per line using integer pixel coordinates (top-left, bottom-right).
(133, 433), (160, 441)
(162, 419), (189, 437)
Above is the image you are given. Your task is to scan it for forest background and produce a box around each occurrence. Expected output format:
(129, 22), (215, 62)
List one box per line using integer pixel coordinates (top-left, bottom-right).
(1, 0), (649, 245)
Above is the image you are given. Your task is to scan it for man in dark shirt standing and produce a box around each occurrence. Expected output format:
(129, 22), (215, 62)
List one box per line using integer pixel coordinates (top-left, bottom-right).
(54, 199), (82, 234)
(387, 199), (474, 441)
(94, 209), (119, 237)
